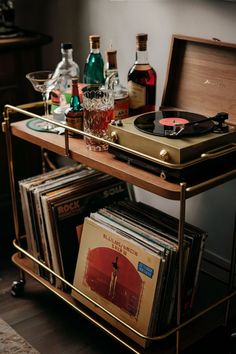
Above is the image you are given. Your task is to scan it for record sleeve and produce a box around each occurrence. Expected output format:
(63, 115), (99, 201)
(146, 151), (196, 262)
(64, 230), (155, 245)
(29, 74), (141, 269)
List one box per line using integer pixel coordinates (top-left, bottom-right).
(72, 217), (166, 347)
(18, 164), (84, 276)
(30, 167), (98, 287)
(91, 205), (180, 334)
(89, 207), (178, 335)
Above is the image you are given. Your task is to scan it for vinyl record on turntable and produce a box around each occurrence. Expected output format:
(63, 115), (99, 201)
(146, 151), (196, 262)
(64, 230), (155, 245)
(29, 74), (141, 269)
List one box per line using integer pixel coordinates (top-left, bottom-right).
(134, 111), (215, 137)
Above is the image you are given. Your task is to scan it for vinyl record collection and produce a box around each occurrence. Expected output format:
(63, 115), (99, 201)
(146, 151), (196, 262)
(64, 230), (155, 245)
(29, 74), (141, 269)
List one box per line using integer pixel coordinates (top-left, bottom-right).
(19, 163), (207, 347)
(72, 200), (207, 347)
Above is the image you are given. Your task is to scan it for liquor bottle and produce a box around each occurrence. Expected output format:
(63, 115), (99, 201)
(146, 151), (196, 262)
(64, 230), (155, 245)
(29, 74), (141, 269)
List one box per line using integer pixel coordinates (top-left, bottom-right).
(83, 35), (105, 85)
(105, 49), (129, 120)
(127, 33), (157, 117)
(65, 78), (83, 138)
(105, 48), (119, 79)
(51, 42), (80, 114)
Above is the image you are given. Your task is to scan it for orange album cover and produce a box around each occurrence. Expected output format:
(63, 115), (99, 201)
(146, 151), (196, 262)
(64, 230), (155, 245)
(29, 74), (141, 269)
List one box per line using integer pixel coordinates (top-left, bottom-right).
(72, 217), (164, 347)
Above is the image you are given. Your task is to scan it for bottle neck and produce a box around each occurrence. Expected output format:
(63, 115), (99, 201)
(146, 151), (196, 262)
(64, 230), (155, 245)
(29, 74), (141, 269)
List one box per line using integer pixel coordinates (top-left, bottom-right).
(105, 68), (119, 80)
(89, 48), (100, 54)
(135, 49), (149, 65)
(61, 49), (74, 63)
(71, 83), (79, 97)
(70, 82), (82, 111)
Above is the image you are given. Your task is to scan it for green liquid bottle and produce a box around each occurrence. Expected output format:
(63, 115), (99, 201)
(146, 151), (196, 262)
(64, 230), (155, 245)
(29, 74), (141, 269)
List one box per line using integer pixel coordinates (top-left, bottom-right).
(83, 35), (105, 85)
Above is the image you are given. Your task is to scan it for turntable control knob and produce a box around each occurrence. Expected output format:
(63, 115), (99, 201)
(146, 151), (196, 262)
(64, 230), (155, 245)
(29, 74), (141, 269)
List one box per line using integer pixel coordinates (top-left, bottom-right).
(110, 131), (119, 143)
(160, 149), (170, 162)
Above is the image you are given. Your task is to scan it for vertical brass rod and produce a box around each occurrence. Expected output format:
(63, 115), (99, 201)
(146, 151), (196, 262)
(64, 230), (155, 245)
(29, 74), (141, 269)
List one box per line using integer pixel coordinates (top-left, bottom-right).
(41, 147), (47, 173)
(176, 182), (187, 354)
(3, 107), (25, 283)
(224, 213), (236, 325)
(3, 108), (20, 242)
(64, 129), (70, 157)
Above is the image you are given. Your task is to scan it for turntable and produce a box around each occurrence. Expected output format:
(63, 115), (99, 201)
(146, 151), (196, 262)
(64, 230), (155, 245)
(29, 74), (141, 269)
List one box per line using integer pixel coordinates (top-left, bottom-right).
(108, 111), (236, 181)
(108, 35), (236, 182)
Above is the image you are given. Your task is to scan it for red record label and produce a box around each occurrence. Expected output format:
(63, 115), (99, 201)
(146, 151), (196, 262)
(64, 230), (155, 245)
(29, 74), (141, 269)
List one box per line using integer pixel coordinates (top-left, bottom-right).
(159, 117), (189, 126)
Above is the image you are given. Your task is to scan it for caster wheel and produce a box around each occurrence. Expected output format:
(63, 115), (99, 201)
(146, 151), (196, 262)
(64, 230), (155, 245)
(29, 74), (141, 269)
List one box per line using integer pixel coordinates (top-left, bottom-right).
(230, 332), (236, 354)
(11, 279), (25, 297)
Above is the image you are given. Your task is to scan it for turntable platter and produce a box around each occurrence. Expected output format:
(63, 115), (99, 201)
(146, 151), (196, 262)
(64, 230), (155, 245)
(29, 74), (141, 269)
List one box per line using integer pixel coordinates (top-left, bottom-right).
(134, 111), (215, 137)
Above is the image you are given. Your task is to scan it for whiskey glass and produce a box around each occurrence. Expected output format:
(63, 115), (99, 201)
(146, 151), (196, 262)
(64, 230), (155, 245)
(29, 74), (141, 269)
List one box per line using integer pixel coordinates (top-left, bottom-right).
(82, 88), (114, 151)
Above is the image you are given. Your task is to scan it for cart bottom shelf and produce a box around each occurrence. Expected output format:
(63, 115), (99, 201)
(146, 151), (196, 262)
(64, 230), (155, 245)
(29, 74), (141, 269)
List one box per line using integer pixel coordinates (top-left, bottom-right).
(11, 253), (235, 354)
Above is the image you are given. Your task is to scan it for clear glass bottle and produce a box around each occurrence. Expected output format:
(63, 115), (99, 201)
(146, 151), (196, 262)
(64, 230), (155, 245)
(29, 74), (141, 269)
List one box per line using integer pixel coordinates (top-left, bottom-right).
(83, 35), (105, 85)
(127, 33), (157, 117)
(105, 49), (129, 120)
(51, 42), (80, 114)
(65, 78), (83, 138)
(105, 48), (118, 79)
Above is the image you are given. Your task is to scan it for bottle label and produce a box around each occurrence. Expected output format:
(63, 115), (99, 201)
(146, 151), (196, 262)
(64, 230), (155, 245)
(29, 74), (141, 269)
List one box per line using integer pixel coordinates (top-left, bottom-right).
(66, 112), (83, 137)
(51, 92), (72, 113)
(114, 96), (129, 119)
(128, 81), (146, 109)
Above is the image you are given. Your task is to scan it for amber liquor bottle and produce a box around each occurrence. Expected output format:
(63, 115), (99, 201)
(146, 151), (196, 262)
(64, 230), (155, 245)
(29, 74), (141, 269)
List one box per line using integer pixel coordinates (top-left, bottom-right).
(127, 33), (157, 117)
(65, 78), (83, 138)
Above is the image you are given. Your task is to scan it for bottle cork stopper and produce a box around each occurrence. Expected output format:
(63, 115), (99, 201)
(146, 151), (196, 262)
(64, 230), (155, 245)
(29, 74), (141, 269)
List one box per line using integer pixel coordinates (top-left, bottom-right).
(61, 42), (73, 50)
(106, 49), (117, 69)
(136, 33), (148, 51)
(89, 35), (100, 49)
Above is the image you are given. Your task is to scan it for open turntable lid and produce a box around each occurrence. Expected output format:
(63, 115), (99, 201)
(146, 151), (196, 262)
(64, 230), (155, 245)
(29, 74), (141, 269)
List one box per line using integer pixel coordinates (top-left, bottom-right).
(160, 34), (236, 126)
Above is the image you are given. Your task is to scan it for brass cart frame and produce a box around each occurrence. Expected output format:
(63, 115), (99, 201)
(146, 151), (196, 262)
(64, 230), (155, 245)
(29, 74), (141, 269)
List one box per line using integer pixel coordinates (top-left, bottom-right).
(2, 102), (236, 354)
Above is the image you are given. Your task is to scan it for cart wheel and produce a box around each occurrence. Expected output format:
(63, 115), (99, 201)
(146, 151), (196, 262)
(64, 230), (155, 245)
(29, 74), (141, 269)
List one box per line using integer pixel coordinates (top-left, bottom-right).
(230, 332), (236, 354)
(11, 279), (25, 297)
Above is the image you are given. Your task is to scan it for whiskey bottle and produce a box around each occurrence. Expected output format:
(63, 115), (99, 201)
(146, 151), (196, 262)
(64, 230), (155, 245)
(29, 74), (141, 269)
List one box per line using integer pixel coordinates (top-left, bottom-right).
(65, 78), (83, 138)
(105, 49), (129, 120)
(83, 35), (105, 85)
(51, 42), (80, 114)
(127, 33), (157, 116)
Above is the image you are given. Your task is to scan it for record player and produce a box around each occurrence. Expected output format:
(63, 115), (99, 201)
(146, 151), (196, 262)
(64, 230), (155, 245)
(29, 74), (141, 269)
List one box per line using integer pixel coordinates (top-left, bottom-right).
(108, 35), (236, 182)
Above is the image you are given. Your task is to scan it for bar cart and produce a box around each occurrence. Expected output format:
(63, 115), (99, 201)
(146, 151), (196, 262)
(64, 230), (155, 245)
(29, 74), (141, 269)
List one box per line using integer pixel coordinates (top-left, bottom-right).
(2, 101), (236, 354)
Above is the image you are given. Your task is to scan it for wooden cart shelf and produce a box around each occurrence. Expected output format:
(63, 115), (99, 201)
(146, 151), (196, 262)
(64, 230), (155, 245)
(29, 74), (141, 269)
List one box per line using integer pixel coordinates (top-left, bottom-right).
(9, 118), (236, 200)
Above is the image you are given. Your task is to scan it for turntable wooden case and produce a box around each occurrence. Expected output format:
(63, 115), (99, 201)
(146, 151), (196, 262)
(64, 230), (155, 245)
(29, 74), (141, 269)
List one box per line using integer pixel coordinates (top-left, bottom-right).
(108, 34), (236, 181)
(160, 34), (236, 125)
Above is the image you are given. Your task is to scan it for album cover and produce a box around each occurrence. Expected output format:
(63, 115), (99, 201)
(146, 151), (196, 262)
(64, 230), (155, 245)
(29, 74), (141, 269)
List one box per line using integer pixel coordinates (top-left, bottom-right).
(18, 164), (83, 275)
(72, 217), (165, 347)
(19, 165), (98, 283)
(28, 167), (98, 286)
(100, 199), (207, 333)
(90, 206), (179, 335)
